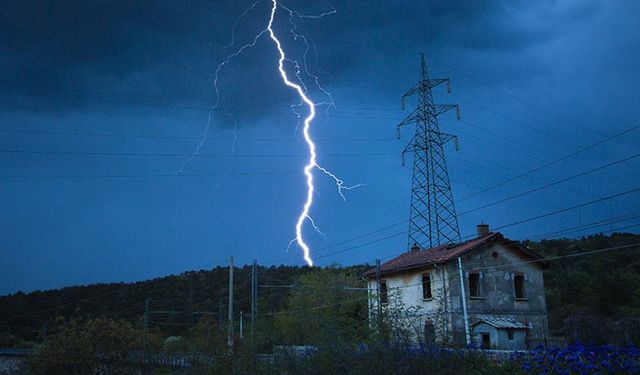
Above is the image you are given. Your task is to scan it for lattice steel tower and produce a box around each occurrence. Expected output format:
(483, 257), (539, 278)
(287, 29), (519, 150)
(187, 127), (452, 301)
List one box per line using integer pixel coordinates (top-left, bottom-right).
(397, 53), (461, 250)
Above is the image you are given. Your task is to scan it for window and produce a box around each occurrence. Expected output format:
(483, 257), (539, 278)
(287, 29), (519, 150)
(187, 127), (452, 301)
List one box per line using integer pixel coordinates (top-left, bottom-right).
(380, 280), (388, 305)
(422, 273), (432, 299)
(469, 272), (481, 297)
(514, 274), (525, 299)
(507, 329), (515, 340)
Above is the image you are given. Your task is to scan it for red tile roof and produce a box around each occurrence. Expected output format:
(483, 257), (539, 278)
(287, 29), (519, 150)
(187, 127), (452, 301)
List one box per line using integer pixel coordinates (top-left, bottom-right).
(364, 232), (543, 278)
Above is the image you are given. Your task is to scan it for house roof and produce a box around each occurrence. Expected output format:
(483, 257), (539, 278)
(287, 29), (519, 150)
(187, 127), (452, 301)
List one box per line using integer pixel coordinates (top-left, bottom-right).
(363, 232), (544, 278)
(471, 317), (531, 330)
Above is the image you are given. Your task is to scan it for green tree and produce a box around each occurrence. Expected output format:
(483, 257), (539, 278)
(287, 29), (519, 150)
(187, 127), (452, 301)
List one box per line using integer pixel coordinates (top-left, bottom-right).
(25, 318), (142, 375)
(273, 266), (368, 346)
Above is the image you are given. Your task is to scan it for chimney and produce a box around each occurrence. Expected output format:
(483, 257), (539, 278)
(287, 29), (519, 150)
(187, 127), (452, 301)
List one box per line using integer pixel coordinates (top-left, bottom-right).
(410, 243), (420, 252)
(476, 223), (490, 238)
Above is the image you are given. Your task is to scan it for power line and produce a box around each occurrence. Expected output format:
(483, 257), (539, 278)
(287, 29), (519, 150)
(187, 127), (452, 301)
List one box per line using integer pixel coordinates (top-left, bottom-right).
(285, 186), (640, 266)
(457, 123), (640, 203)
(458, 151), (640, 216)
(0, 165), (397, 179)
(263, 296), (368, 316)
(302, 148), (640, 261)
(0, 83), (399, 121)
(527, 212), (640, 241)
(0, 128), (395, 142)
(473, 241), (640, 274)
(483, 186), (640, 236)
(0, 148), (398, 158)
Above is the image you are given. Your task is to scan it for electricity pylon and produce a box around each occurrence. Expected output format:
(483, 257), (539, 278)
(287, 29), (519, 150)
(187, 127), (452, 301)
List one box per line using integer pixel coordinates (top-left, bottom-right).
(397, 53), (461, 250)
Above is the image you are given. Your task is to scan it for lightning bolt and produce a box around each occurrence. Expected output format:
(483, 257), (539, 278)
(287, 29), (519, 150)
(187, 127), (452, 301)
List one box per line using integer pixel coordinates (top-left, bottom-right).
(268, 0), (363, 267)
(267, 0), (319, 266)
(180, 0), (360, 266)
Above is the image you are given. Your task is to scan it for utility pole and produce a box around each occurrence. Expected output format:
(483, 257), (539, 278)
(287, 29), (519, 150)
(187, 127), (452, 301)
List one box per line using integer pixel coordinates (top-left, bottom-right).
(143, 298), (150, 350)
(250, 259), (257, 351)
(218, 296), (223, 335)
(227, 256), (234, 351)
(41, 320), (48, 337)
(375, 259), (382, 323)
(396, 53), (461, 249)
(457, 257), (471, 346)
(189, 275), (194, 324)
(239, 311), (244, 339)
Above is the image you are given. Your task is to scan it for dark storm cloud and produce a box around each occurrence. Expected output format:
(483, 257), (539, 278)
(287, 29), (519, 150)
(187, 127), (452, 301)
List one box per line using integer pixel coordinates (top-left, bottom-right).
(305, 0), (600, 74)
(0, 0), (599, 120)
(0, 1), (232, 113)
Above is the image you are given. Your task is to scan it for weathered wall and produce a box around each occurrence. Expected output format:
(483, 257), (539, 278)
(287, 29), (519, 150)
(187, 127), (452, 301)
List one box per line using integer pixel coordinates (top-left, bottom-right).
(367, 265), (452, 344)
(368, 241), (548, 349)
(447, 242), (548, 346)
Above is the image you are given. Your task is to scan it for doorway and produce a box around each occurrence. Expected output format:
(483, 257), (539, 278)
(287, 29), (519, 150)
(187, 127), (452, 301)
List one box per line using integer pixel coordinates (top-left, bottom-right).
(480, 333), (491, 349)
(424, 320), (435, 345)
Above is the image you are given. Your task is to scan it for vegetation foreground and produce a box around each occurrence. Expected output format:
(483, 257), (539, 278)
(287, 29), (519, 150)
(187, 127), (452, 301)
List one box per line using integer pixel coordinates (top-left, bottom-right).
(2, 233), (640, 374)
(11, 320), (640, 375)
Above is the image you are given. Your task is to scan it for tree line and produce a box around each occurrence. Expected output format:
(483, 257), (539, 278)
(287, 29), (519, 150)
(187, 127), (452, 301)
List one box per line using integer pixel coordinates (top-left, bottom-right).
(2, 232), (640, 349)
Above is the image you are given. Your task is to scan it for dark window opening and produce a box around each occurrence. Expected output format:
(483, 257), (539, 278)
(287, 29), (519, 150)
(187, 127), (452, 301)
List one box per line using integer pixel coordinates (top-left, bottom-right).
(380, 280), (388, 305)
(507, 329), (514, 340)
(481, 333), (491, 349)
(469, 272), (481, 297)
(422, 273), (432, 299)
(514, 274), (525, 299)
(424, 320), (435, 345)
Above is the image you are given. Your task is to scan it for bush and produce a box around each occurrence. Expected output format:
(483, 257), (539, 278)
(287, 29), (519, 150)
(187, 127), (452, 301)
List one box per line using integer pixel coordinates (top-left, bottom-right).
(24, 318), (142, 375)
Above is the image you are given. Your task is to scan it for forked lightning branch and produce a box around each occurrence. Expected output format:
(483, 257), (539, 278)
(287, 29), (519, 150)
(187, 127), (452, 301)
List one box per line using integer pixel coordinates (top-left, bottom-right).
(182, 0), (360, 266)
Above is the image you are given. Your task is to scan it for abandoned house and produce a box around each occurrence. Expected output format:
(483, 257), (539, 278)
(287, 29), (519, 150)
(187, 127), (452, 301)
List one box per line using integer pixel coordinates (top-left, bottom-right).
(364, 224), (549, 350)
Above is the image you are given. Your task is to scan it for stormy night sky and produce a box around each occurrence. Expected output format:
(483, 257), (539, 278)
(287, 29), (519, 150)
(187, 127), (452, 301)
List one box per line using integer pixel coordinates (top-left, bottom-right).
(1, 0), (639, 295)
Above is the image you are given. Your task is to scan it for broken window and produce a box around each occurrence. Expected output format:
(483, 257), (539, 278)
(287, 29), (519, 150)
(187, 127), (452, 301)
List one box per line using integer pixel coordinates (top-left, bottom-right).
(469, 272), (481, 297)
(380, 280), (388, 305)
(422, 273), (432, 299)
(514, 274), (525, 299)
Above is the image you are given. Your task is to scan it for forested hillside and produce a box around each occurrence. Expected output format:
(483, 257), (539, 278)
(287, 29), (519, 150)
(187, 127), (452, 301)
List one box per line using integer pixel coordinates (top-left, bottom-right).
(2, 233), (639, 347)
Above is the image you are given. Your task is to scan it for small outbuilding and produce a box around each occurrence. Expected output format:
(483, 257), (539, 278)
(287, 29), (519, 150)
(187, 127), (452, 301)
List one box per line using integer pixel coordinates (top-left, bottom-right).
(471, 317), (530, 350)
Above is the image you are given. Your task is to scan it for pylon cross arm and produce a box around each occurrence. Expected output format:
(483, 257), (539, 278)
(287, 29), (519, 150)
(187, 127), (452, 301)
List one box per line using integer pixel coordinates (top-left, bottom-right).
(400, 135), (418, 166)
(428, 104), (461, 119)
(396, 109), (419, 138)
(434, 132), (459, 150)
(401, 79), (451, 109)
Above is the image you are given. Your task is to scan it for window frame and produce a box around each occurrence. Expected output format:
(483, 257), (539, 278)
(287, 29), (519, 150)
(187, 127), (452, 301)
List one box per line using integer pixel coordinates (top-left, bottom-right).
(514, 273), (526, 300)
(422, 272), (433, 300)
(468, 272), (481, 298)
(379, 280), (388, 305)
